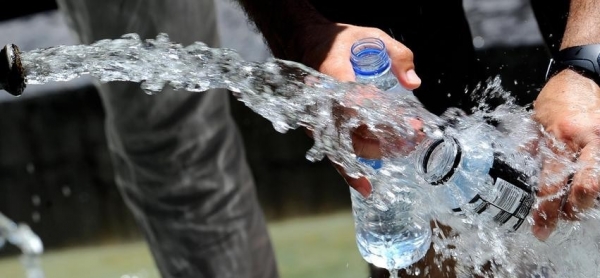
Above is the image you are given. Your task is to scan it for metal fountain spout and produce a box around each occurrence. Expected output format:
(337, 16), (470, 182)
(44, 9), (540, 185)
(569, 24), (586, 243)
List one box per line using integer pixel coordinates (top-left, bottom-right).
(0, 44), (26, 96)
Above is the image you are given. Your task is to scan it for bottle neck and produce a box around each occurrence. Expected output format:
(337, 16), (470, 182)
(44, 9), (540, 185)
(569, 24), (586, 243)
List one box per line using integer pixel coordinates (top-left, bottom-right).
(350, 38), (391, 77)
(350, 38), (401, 92)
(417, 137), (462, 185)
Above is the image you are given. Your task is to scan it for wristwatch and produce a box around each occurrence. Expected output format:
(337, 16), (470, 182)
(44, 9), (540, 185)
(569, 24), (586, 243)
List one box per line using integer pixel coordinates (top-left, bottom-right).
(545, 44), (600, 85)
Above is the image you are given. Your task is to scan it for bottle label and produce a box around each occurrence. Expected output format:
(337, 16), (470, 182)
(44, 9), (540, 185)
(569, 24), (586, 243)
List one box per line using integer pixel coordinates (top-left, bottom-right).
(490, 178), (526, 214)
(471, 153), (535, 231)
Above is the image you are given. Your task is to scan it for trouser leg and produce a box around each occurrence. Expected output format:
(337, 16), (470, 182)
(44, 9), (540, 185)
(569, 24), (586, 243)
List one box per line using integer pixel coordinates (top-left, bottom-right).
(100, 83), (278, 278)
(54, 0), (279, 277)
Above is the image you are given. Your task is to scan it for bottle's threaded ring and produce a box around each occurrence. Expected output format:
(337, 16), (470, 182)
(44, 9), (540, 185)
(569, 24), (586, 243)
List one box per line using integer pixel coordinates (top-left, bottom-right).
(0, 44), (26, 96)
(350, 37), (391, 76)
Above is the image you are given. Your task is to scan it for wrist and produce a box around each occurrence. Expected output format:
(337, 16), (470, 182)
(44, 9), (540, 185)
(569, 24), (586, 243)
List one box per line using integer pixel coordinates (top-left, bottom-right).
(545, 44), (600, 86)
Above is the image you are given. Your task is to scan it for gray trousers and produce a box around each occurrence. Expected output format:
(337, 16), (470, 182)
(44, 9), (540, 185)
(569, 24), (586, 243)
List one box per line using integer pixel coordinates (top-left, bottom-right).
(54, 1), (279, 277)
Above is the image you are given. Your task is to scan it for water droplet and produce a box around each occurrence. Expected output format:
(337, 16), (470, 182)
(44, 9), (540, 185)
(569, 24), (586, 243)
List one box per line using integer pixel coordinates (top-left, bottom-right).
(473, 36), (485, 48)
(31, 212), (40, 223)
(31, 195), (41, 206)
(62, 186), (71, 197)
(26, 163), (35, 174)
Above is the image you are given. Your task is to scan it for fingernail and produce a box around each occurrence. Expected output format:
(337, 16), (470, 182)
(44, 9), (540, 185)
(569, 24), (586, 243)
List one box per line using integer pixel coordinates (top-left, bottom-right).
(406, 69), (421, 85)
(532, 225), (553, 241)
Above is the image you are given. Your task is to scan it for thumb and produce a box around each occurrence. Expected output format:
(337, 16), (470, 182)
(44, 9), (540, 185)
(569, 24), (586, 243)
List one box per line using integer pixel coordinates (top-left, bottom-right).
(380, 37), (421, 90)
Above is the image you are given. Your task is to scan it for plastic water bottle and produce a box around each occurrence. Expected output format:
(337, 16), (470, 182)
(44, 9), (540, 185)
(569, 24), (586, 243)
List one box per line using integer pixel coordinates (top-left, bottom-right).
(414, 115), (536, 232)
(349, 37), (432, 270)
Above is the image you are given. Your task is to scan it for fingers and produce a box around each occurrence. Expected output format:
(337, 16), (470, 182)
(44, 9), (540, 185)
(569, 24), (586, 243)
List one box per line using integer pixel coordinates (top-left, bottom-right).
(533, 141), (600, 241)
(351, 125), (382, 159)
(331, 160), (372, 197)
(530, 151), (600, 243)
(379, 117), (426, 155)
(532, 155), (570, 241)
(563, 141), (600, 218)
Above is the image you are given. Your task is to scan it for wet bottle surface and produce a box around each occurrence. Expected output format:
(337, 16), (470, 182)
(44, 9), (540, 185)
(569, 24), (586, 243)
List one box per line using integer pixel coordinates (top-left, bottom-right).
(416, 120), (536, 232)
(349, 37), (432, 271)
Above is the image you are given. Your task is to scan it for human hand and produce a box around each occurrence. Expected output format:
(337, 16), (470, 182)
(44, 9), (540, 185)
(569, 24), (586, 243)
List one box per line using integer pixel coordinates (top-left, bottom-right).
(296, 23), (423, 197)
(532, 69), (600, 240)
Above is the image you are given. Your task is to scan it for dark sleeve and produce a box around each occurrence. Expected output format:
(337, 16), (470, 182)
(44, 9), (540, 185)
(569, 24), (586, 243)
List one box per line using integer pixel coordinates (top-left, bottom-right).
(232, 0), (331, 61)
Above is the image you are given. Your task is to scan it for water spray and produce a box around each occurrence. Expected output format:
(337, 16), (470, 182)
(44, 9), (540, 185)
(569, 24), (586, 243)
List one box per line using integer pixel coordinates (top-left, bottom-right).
(0, 212), (44, 278)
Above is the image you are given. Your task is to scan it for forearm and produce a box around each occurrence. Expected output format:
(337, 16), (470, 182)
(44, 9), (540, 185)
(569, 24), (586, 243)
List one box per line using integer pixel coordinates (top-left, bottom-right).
(234, 0), (330, 60)
(561, 0), (600, 48)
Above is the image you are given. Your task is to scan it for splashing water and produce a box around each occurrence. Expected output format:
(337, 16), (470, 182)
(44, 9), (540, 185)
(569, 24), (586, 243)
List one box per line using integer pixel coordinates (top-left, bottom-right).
(16, 33), (600, 277)
(22, 33), (442, 180)
(0, 212), (44, 278)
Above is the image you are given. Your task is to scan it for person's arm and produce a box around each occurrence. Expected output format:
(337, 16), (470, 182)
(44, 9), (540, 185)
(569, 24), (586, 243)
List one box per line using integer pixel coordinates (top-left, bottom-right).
(234, 0), (420, 85)
(560, 0), (600, 48)
(532, 0), (600, 240)
(234, 0), (330, 61)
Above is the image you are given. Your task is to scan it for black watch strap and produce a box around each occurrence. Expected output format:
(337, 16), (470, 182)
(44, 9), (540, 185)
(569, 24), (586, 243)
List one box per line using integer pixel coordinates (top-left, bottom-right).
(545, 44), (600, 85)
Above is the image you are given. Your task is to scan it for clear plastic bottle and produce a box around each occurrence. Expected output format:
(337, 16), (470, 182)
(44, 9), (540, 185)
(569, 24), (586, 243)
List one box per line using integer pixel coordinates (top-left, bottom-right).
(414, 117), (537, 232)
(349, 37), (432, 270)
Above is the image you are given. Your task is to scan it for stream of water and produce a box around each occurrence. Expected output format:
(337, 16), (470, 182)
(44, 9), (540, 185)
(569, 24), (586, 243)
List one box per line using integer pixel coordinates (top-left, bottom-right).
(13, 33), (600, 277)
(0, 212), (44, 278)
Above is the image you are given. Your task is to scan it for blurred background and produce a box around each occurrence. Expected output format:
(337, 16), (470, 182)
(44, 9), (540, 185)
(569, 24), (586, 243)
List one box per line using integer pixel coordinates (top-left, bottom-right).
(0, 0), (550, 277)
